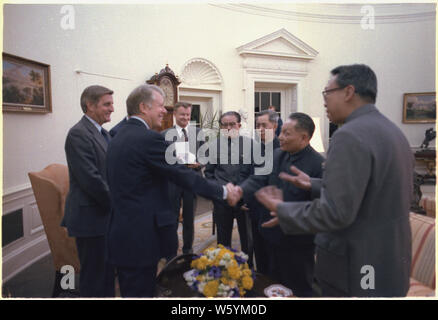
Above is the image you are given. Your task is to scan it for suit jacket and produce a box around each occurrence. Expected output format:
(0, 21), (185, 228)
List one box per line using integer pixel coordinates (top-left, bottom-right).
(204, 135), (254, 186)
(106, 118), (224, 267)
(161, 125), (204, 170)
(275, 117), (283, 137)
(276, 104), (414, 297)
(61, 116), (111, 237)
(241, 146), (324, 248)
(109, 117), (128, 137)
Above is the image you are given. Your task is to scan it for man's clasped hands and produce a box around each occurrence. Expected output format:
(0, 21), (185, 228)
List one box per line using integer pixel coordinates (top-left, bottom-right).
(224, 165), (312, 228)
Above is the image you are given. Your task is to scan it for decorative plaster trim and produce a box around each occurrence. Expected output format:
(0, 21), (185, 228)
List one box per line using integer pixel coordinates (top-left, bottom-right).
(212, 3), (436, 24)
(237, 28), (318, 59)
(3, 183), (33, 206)
(2, 234), (50, 283)
(180, 58), (223, 88)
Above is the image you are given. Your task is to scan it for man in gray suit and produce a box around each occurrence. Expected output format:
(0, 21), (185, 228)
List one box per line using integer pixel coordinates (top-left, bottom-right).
(61, 85), (115, 297)
(256, 64), (413, 297)
(162, 102), (203, 257)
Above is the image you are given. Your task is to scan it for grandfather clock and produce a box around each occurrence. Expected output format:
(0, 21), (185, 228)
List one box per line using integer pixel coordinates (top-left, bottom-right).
(146, 64), (181, 130)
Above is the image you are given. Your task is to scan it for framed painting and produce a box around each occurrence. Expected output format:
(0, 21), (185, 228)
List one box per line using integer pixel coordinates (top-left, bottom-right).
(403, 92), (436, 123)
(2, 53), (52, 113)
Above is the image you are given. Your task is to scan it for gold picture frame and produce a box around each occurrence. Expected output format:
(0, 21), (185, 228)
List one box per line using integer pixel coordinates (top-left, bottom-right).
(2, 53), (52, 113)
(403, 92), (435, 124)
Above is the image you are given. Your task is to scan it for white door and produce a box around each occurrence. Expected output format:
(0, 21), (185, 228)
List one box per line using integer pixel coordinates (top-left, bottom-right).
(254, 82), (297, 124)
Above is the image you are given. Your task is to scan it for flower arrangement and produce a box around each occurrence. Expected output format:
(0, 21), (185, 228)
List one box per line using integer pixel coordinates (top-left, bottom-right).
(183, 244), (255, 297)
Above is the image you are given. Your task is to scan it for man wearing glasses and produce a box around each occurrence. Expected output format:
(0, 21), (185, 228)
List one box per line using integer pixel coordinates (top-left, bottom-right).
(204, 111), (253, 256)
(256, 64), (413, 297)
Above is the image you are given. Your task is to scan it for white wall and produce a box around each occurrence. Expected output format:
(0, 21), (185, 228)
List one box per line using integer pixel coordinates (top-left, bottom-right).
(2, 3), (435, 193)
(2, 2), (435, 282)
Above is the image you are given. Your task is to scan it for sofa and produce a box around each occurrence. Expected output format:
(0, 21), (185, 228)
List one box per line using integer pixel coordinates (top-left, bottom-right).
(407, 212), (435, 297)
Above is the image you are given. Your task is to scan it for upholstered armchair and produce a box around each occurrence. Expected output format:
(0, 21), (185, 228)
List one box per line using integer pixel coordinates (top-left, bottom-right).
(28, 164), (80, 297)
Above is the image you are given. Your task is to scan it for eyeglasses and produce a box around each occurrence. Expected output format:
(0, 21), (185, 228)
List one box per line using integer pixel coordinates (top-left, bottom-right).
(220, 122), (237, 128)
(322, 87), (345, 97)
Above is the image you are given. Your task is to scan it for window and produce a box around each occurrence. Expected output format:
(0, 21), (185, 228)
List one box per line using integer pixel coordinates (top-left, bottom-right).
(191, 104), (200, 127)
(254, 91), (281, 113)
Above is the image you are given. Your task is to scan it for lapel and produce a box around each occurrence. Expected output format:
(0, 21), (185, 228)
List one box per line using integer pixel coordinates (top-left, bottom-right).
(80, 116), (108, 152)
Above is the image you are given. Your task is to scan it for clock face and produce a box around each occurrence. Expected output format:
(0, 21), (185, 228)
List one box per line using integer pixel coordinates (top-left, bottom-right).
(160, 77), (175, 106)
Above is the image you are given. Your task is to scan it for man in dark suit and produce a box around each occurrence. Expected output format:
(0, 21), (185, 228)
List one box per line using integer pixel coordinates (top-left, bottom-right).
(162, 102), (202, 256)
(204, 111), (254, 256)
(268, 105), (283, 137)
(106, 84), (239, 297)
(109, 115), (129, 137)
(236, 113), (324, 297)
(257, 64), (413, 297)
(249, 110), (280, 274)
(61, 85), (115, 297)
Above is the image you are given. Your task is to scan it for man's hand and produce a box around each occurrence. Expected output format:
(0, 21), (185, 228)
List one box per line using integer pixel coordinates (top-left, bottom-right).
(261, 212), (279, 228)
(255, 185), (283, 212)
(279, 165), (311, 191)
(226, 183), (243, 207)
(187, 162), (201, 169)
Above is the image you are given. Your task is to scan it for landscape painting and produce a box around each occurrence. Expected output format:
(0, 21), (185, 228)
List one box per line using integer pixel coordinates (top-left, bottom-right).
(3, 53), (51, 113)
(403, 92), (436, 123)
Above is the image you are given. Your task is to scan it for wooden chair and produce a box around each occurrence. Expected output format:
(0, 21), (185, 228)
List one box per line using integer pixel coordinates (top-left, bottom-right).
(28, 164), (80, 297)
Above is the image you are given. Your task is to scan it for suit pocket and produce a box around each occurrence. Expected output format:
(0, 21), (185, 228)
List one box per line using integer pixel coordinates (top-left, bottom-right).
(314, 234), (350, 294)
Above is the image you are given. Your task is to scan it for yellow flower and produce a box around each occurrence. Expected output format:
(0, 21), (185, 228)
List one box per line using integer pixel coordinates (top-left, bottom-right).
(203, 280), (219, 298)
(241, 276), (254, 290)
(199, 256), (210, 270)
(227, 265), (241, 280)
(220, 276), (230, 285)
(242, 269), (252, 277)
(239, 287), (246, 297)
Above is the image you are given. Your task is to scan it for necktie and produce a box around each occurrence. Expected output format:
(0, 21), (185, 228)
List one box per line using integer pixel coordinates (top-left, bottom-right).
(181, 128), (188, 142)
(101, 129), (110, 143)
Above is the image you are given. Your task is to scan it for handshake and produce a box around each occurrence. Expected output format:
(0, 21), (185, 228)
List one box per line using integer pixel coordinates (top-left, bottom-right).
(225, 183), (244, 207)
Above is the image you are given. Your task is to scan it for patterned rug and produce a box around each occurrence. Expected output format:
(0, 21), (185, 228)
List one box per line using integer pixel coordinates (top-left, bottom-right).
(176, 211), (242, 255)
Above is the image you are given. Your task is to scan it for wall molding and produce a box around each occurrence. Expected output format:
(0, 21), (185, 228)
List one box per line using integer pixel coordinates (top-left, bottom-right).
(2, 184), (50, 283)
(237, 29), (317, 131)
(2, 235), (50, 283)
(212, 3), (436, 24)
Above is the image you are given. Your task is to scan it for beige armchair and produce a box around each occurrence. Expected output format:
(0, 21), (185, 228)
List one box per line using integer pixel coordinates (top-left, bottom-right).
(28, 164), (80, 297)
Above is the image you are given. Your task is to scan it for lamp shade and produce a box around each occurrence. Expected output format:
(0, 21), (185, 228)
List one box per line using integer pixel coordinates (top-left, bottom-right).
(310, 117), (325, 153)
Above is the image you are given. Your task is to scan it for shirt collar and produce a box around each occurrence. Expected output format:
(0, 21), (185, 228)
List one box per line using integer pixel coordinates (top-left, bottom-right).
(345, 104), (377, 123)
(84, 114), (103, 133)
(175, 123), (189, 137)
(130, 115), (150, 129)
(288, 144), (312, 160)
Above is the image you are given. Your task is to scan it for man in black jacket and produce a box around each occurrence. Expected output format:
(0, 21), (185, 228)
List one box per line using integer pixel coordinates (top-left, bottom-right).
(204, 111), (254, 255)
(237, 113), (324, 297)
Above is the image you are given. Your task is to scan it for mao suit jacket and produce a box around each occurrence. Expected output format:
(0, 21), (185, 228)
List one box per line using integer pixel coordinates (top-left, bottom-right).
(106, 118), (223, 267)
(276, 104), (414, 297)
(61, 116), (112, 237)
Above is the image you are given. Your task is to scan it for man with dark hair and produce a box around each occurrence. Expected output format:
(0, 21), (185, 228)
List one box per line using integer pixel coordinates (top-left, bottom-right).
(234, 112), (324, 297)
(245, 110), (280, 274)
(268, 106), (283, 137)
(257, 64), (413, 297)
(162, 101), (202, 256)
(62, 85), (115, 297)
(205, 111), (253, 256)
(106, 85), (239, 297)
